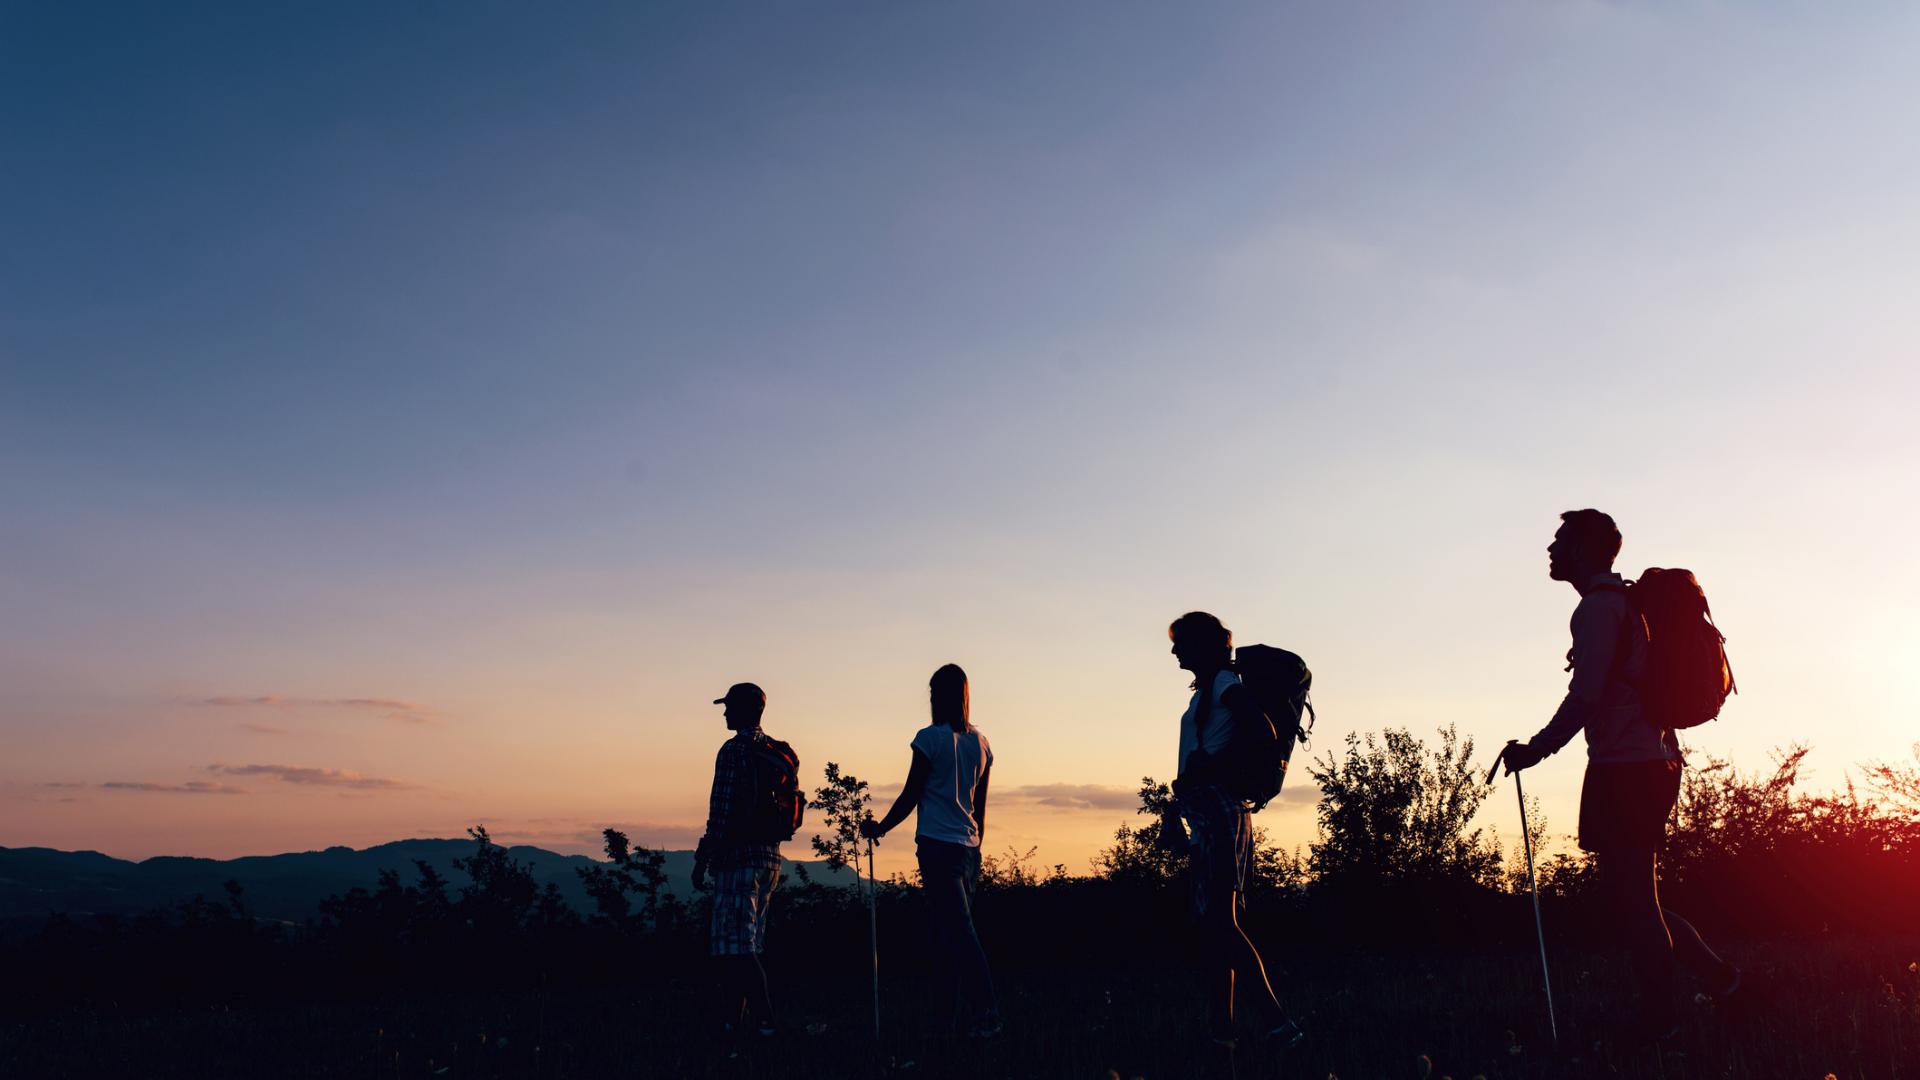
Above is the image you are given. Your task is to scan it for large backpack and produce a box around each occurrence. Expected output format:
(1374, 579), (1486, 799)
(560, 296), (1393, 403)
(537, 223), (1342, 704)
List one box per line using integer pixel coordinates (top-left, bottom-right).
(1622, 568), (1736, 730)
(744, 738), (805, 843)
(1217, 644), (1316, 812)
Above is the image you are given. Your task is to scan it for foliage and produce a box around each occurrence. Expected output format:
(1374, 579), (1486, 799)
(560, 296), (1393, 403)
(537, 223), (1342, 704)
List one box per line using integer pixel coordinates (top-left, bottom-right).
(575, 828), (683, 935)
(451, 826), (575, 937)
(1088, 777), (1184, 886)
(979, 845), (1068, 890)
(808, 761), (872, 883)
(1864, 741), (1920, 818)
(1308, 724), (1503, 888)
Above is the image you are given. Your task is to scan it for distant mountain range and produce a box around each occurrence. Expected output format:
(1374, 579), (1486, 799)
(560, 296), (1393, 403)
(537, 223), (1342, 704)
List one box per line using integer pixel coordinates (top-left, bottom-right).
(0, 841), (853, 938)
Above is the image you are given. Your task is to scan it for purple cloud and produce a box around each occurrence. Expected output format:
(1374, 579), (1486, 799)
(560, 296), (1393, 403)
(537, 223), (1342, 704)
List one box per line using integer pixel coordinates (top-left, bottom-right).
(207, 763), (415, 790)
(102, 781), (250, 795)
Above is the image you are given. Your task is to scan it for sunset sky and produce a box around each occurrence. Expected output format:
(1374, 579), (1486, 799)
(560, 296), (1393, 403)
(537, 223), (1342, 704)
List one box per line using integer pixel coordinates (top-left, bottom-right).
(4, 2), (1917, 877)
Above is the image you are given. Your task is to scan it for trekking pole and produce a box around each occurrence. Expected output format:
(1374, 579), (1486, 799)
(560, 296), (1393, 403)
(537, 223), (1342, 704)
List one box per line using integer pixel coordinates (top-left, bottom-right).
(1503, 751), (1560, 1048)
(865, 834), (881, 1039)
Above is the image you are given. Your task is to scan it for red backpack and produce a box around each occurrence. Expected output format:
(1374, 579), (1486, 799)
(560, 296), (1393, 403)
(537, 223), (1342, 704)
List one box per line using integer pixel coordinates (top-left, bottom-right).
(745, 738), (805, 843)
(1623, 568), (1737, 730)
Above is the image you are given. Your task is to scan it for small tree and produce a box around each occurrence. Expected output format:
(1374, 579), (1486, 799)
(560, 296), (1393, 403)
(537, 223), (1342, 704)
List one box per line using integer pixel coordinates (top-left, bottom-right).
(810, 762), (872, 887)
(1091, 777), (1184, 886)
(1307, 725), (1502, 888)
(576, 828), (669, 932)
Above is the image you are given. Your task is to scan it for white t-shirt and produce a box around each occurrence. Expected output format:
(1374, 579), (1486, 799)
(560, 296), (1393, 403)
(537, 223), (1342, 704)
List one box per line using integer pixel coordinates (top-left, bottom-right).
(910, 723), (993, 847)
(1178, 670), (1240, 779)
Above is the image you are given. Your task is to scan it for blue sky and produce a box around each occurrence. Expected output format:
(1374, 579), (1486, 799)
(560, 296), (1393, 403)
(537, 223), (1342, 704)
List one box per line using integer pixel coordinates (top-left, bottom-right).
(4, 2), (1917, 867)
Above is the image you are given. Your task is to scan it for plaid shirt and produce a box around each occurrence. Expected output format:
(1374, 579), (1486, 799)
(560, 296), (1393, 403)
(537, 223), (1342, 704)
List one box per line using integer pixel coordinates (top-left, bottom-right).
(696, 727), (783, 873)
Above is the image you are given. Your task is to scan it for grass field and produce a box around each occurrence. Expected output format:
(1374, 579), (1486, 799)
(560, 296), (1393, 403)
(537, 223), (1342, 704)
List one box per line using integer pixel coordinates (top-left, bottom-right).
(4, 940), (1916, 1079)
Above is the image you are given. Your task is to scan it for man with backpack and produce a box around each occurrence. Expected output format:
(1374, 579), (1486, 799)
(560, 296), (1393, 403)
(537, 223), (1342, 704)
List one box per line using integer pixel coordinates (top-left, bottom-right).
(692, 682), (803, 1039)
(1157, 612), (1305, 1051)
(1495, 510), (1740, 1038)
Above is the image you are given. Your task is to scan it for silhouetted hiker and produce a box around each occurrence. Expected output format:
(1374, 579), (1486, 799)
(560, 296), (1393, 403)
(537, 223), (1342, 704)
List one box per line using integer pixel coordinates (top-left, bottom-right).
(860, 663), (1003, 1038)
(1158, 612), (1304, 1050)
(1495, 510), (1741, 1039)
(692, 682), (803, 1039)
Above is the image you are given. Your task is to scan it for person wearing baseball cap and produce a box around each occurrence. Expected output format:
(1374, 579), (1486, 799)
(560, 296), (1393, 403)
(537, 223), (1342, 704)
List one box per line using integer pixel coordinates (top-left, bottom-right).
(692, 681), (800, 1039)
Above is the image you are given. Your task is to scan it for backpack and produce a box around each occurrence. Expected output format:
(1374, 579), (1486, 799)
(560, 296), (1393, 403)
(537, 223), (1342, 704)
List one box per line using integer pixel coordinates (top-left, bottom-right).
(1217, 644), (1317, 812)
(1621, 568), (1736, 730)
(744, 738), (805, 843)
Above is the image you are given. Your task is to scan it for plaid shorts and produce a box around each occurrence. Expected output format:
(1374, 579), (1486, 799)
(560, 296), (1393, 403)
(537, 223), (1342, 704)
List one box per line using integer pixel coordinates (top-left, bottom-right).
(709, 848), (782, 956)
(1178, 783), (1252, 921)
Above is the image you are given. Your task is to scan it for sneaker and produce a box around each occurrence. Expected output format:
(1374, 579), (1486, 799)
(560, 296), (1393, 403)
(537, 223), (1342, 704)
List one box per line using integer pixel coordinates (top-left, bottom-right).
(1261, 1019), (1306, 1049)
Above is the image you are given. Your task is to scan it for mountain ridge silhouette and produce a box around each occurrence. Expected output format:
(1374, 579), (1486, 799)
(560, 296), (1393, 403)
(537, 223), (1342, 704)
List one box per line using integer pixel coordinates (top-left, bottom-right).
(0, 839), (852, 938)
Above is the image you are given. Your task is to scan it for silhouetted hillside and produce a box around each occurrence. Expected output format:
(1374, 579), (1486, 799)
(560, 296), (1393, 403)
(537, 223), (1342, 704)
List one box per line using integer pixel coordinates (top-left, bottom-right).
(0, 840), (849, 937)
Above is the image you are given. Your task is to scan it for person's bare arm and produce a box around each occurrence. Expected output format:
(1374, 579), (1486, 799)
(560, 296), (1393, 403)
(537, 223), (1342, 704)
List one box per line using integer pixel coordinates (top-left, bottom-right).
(862, 749), (931, 838)
(972, 763), (990, 838)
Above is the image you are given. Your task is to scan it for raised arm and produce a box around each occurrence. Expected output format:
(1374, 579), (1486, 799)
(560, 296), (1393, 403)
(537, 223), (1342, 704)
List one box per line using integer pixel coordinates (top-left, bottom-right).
(862, 749), (931, 839)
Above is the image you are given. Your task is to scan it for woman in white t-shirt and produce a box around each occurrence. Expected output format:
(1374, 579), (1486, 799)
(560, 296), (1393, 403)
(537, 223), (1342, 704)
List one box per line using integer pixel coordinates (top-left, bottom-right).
(862, 663), (1002, 1037)
(1158, 611), (1302, 1049)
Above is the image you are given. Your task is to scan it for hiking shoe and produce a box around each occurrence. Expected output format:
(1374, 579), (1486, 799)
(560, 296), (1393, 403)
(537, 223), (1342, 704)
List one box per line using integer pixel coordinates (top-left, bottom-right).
(1260, 1019), (1305, 1049)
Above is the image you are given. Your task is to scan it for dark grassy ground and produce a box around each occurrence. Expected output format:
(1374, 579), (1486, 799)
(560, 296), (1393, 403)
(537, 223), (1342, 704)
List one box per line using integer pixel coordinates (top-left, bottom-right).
(4, 940), (1915, 1079)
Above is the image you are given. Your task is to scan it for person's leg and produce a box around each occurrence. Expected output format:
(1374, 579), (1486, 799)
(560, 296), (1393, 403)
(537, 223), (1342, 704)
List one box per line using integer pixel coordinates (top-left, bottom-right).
(1597, 846), (1678, 1024)
(742, 864), (778, 1027)
(918, 841), (965, 1029)
(721, 956), (770, 1026)
(953, 845), (999, 1025)
(709, 867), (749, 1030)
(1182, 800), (1236, 1040)
(1205, 899), (1287, 1027)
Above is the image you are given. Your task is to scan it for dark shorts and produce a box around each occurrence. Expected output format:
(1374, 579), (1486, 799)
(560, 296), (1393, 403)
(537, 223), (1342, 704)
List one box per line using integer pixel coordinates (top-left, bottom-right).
(1177, 783), (1252, 920)
(1578, 759), (1682, 853)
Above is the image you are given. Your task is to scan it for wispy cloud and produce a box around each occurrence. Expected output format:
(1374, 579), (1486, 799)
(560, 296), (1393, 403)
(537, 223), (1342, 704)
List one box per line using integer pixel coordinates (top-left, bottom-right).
(102, 780), (249, 795)
(997, 781), (1320, 813)
(198, 695), (439, 725)
(39, 781), (88, 790)
(1002, 783), (1144, 812)
(207, 763), (416, 790)
(240, 721), (289, 735)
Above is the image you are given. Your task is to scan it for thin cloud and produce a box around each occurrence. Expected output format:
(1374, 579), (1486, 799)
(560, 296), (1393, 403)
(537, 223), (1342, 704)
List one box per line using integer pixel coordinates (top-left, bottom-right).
(102, 781), (249, 795)
(240, 722), (289, 735)
(207, 763), (416, 790)
(38, 781), (88, 790)
(324, 698), (435, 723)
(198, 695), (440, 725)
(996, 781), (1320, 813)
(1003, 783), (1143, 812)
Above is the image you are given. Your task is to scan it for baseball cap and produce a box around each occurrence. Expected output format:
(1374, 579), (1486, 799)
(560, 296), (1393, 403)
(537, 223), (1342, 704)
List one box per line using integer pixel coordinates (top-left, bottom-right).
(712, 682), (766, 707)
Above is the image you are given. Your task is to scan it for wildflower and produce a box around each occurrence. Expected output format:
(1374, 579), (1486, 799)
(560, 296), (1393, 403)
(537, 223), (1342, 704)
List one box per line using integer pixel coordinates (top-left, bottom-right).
(1417, 1054), (1434, 1078)
(1909, 961), (1918, 975)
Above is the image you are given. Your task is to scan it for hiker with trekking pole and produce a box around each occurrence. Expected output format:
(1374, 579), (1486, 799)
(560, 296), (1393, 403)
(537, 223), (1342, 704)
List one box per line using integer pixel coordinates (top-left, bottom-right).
(1158, 612), (1308, 1053)
(691, 682), (805, 1041)
(1492, 510), (1743, 1043)
(861, 663), (1003, 1039)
